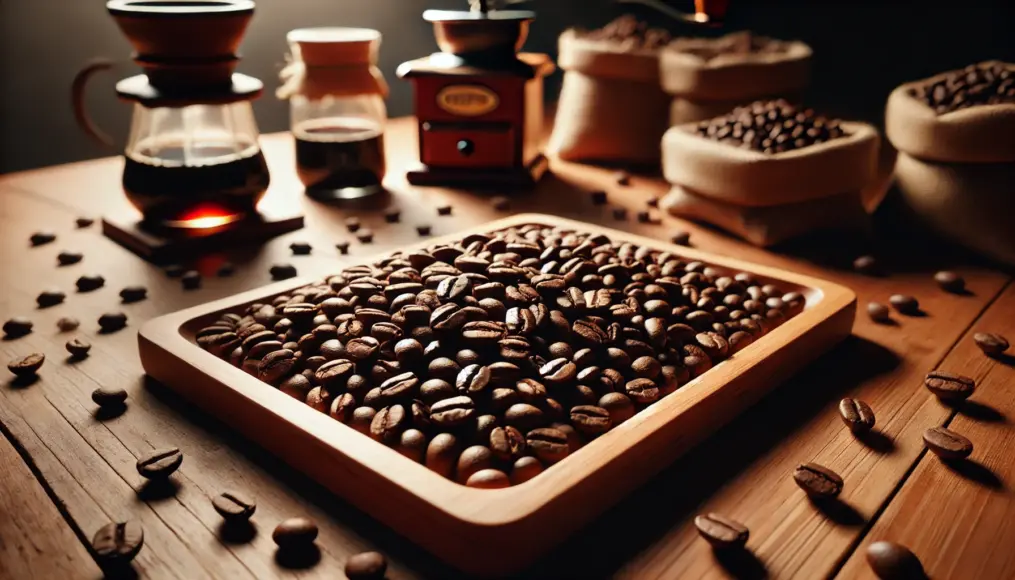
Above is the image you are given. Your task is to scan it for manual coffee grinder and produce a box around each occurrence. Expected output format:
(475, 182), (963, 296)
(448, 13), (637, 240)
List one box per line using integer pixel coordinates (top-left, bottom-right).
(397, 1), (554, 187)
(73, 0), (303, 262)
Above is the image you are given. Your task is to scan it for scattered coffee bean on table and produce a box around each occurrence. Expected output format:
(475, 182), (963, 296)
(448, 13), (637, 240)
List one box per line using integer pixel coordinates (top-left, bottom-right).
(590, 190), (608, 205)
(793, 462), (843, 499)
(181, 270), (202, 290)
(3, 317), (34, 338)
(217, 262), (236, 277)
(670, 231), (691, 246)
(196, 224), (803, 487)
(36, 289), (66, 308)
(934, 270), (965, 293)
(694, 99), (848, 154)
(119, 285), (148, 303)
(75, 217), (95, 228)
(290, 241), (313, 255)
(76, 274), (105, 292)
(636, 210), (652, 223)
(384, 209), (401, 223)
(98, 312), (128, 332)
(212, 491), (256, 522)
(646, 196), (659, 208)
(357, 229), (374, 244)
(345, 217), (361, 232)
(614, 171), (631, 186)
(92, 386), (128, 408)
(416, 225), (432, 236)
(164, 264), (185, 278)
(867, 302), (892, 324)
(491, 196), (511, 211)
(30, 231), (56, 246)
(853, 255), (880, 276)
(57, 250), (83, 266)
(923, 426), (973, 459)
(136, 447), (183, 479)
(57, 317), (80, 332)
(889, 294), (920, 315)
(437, 204), (453, 216)
(8, 353), (45, 378)
(336, 241), (351, 255)
(866, 540), (925, 580)
(839, 397), (875, 433)
(273, 517), (318, 549)
(271, 263), (298, 280)
(694, 512), (749, 549)
(345, 551), (388, 580)
(612, 207), (627, 220)
(66, 338), (92, 358)
(924, 370), (975, 401)
(973, 332), (1009, 357)
(92, 521), (144, 565)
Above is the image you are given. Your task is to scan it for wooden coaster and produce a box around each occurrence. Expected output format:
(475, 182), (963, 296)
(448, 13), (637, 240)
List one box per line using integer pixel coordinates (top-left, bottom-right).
(102, 206), (303, 263)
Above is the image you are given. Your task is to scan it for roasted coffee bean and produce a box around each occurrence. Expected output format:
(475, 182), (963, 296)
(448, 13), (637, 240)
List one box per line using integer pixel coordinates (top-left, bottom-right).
(923, 426), (973, 459)
(539, 358), (577, 385)
(8, 352), (45, 377)
(504, 403), (546, 431)
(35, 288), (65, 308)
(92, 386), (128, 408)
(217, 262), (236, 277)
(370, 405), (408, 443)
(270, 263), (298, 280)
(625, 378), (660, 404)
(76, 274), (105, 292)
(570, 405), (611, 435)
(3, 317), (33, 338)
(281, 374), (313, 400)
(456, 364), (492, 394)
(57, 317), (80, 332)
(694, 513), (749, 549)
(181, 270), (202, 290)
(136, 447), (183, 479)
(526, 427), (570, 463)
(934, 270), (964, 293)
(379, 372), (419, 401)
(437, 204), (453, 216)
(631, 356), (661, 379)
(356, 229), (374, 244)
(92, 521), (144, 564)
(889, 294), (920, 315)
(868, 302), (892, 323)
(119, 285), (147, 303)
(66, 338), (92, 359)
(258, 349), (297, 384)
(416, 224), (432, 236)
(272, 517), (318, 549)
(426, 433), (459, 478)
(924, 370), (975, 401)
(973, 332), (1009, 357)
(792, 462), (843, 498)
(30, 231), (56, 246)
(853, 255), (880, 276)
(589, 190), (608, 205)
(599, 392), (635, 424)
(430, 396), (476, 427)
(428, 357), (461, 382)
(289, 241), (312, 255)
(462, 320), (504, 345)
(466, 468), (511, 489)
(489, 426), (526, 461)
(345, 551), (388, 579)
(344, 217), (361, 232)
(866, 541), (925, 580)
(164, 264), (185, 278)
(349, 406), (376, 434)
(839, 398), (875, 433)
(212, 491), (256, 522)
(612, 207), (627, 221)
(670, 231), (691, 246)
(334, 241), (351, 255)
(76, 217), (95, 228)
(511, 456), (544, 485)
(346, 336), (379, 361)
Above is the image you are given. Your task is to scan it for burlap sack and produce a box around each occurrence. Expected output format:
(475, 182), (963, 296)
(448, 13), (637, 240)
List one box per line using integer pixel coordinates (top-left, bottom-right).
(547, 30), (670, 164)
(895, 152), (1015, 266)
(885, 62), (1015, 163)
(660, 33), (811, 125)
(660, 184), (868, 247)
(661, 121), (879, 207)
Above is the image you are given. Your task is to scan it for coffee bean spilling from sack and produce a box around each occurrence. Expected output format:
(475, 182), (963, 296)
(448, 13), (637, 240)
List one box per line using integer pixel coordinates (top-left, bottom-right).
(694, 99), (847, 154)
(910, 61), (1014, 115)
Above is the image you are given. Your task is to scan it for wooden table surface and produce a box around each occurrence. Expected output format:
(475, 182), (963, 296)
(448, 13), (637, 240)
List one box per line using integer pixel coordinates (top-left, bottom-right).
(1, 118), (1012, 580)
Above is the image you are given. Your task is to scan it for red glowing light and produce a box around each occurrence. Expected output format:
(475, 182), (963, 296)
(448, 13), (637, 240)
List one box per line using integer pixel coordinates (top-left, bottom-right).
(167, 204), (243, 230)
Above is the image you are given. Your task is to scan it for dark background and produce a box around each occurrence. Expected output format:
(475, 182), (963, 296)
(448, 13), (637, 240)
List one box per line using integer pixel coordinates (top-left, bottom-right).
(1, 0), (1012, 173)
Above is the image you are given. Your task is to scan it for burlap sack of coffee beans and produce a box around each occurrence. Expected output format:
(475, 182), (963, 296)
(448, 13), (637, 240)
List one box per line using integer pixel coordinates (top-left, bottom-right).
(547, 17), (671, 164)
(886, 61), (1015, 265)
(660, 100), (879, 246)
(660, 32), (812, 126)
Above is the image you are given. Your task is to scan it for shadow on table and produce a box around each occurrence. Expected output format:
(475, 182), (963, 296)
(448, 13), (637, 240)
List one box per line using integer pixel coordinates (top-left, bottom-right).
(139, 335), (897, 579)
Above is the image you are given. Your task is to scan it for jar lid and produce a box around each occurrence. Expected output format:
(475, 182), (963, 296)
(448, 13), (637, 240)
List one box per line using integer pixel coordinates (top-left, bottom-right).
(116, 72), (263, 107)
(287, 27), (381, 67)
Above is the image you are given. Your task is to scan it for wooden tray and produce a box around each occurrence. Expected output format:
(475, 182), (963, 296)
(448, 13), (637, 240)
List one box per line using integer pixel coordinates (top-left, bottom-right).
(138, 214), (856, 576)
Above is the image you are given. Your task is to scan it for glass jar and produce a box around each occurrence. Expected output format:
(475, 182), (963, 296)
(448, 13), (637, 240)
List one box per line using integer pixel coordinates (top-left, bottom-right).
(279, 28), (388, 200)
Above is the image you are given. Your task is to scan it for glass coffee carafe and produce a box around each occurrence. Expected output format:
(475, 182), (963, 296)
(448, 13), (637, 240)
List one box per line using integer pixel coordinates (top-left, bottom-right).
(73, 0), (270, 230)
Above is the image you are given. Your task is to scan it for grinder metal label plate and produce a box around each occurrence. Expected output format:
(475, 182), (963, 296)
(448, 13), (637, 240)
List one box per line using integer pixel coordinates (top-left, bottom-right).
(436, 85), (499, 116)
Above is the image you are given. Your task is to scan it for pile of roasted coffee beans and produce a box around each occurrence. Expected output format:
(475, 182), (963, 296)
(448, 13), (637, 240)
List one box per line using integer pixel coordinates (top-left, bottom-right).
(693, 99), (848, 154)
(580, 15), (671, 50)
(195, 224), (803, 488)
(910, 61), (1014, 115)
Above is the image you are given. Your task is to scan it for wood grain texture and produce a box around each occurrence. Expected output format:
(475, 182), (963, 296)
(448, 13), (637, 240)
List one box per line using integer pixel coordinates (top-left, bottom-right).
(838, 281), (1015, 580)
(138, 213), (855, 575)
(0, 428), (102, 580)
(0, 118), (1010, 579)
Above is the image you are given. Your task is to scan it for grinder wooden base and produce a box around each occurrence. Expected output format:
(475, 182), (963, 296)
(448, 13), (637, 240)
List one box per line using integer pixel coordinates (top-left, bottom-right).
(406, 154), (549, 188)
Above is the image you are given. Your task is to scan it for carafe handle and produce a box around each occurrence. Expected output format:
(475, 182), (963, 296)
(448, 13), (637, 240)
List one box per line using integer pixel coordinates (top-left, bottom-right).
(72, 58), (119, 148)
